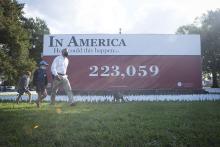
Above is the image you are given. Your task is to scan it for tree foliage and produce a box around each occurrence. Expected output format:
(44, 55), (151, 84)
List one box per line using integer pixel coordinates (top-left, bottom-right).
(23, 17), (50, 63)
(177, 9), (220, 87)
(0, 0), (49, 85)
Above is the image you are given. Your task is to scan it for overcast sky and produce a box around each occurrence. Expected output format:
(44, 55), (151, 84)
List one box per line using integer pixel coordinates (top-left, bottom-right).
(18, 0), (219, 34)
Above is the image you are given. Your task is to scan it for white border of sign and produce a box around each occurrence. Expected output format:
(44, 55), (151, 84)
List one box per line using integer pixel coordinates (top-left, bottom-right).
(43, 34), (201, 56)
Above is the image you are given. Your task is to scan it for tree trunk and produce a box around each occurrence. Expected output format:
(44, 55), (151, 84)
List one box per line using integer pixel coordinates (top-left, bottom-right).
(212, 70), (219, 88)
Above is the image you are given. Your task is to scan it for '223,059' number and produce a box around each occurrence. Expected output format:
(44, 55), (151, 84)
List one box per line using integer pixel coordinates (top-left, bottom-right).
(89, 65), (159, 77)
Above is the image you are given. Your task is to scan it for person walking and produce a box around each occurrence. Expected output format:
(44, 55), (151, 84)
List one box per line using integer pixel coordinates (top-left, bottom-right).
(33, 61), (49, 108)
(50, 48), (76, 106)
(16, 71), (32, 104)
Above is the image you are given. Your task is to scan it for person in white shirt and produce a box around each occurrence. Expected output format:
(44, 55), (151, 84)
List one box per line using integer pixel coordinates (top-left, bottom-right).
(50, 48), (75, 106)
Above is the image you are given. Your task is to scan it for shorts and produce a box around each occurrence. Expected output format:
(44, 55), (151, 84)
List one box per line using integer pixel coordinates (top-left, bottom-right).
(36, 83), (47, 93)
(17, 88), (29, 95)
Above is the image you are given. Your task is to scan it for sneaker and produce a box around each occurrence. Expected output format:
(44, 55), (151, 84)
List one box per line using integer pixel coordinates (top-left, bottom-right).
(50, 102), (55, 105)
(70, 102), (76, 106)
(36, 101), (40, 108)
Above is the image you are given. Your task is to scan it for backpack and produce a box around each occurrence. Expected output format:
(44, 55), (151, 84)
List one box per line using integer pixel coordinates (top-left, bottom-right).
(18, 75), (29, 89)
(33, 68), (47, 86)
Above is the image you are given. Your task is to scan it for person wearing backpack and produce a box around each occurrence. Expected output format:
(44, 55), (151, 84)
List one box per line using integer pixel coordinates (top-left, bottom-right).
(16, 71), (32, 104)
(33, 61), (49, 108)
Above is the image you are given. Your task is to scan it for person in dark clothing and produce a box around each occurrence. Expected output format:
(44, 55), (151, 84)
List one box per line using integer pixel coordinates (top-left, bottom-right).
(16, 71), (32, 104)
(33, 61), (49, 108)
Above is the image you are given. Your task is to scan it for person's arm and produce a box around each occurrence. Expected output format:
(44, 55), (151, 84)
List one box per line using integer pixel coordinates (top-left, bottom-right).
(51, 57), (58, 76)
(23, 77), (28, 89)
(64, 58), (69, 75)
(45, 73), (48, 86)
(33, 70), (38, 86)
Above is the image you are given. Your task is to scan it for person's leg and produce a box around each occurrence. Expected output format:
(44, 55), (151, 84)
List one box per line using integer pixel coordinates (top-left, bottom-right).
(62, 77), (74, 104)
(16, 89), (24, 104)
(51, 79), (61, 105)
(16, 94), (22, 104)
(41, 89), (47, 102)
(26, 91), (32, 103)
(36, 91), (41, 108)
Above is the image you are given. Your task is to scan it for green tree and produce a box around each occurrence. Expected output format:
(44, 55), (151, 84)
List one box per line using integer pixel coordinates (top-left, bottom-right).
(0, 0), (36, 85)
(23, 17), (50, 63)
(177, 9), (220, 88)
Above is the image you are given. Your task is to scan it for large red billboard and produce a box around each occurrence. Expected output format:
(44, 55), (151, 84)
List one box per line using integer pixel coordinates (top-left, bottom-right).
(43, 34), (202, 91)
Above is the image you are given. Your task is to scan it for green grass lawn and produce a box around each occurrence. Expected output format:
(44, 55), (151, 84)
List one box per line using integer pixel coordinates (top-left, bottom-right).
(0, 101), (220, 147)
